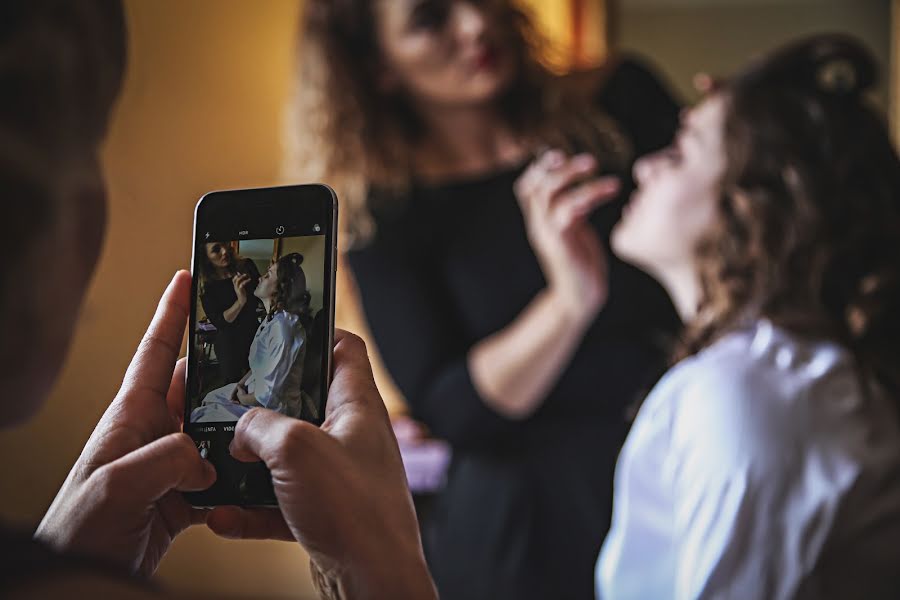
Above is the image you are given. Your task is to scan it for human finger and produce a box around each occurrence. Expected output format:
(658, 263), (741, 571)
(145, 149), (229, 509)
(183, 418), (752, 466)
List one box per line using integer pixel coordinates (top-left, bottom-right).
(94, 433), (216, 505)
(206, 505), (294, 541)
(514, 149), (565, 206)
(534, 154), (598, 213)
(551, 177), (621, 231)
(117, 271), (191, 404)
(166, 358), (187, 428)
(230, 407), (323, 465)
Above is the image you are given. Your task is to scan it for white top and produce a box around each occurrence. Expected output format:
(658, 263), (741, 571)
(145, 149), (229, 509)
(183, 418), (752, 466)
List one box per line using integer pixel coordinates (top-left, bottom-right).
(246, 310), (306, 417)
(596, 320), (900, 599)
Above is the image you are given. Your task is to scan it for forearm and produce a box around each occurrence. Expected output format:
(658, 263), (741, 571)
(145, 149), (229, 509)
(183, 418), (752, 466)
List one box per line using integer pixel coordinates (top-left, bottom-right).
(222, 298), (245, 323)
(468, 288), (594, 419)
(311, 552), (437, 600)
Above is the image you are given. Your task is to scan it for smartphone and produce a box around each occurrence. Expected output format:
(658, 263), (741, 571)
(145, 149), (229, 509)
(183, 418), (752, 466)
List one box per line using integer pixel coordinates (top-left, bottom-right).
(183, 184), (337, 507)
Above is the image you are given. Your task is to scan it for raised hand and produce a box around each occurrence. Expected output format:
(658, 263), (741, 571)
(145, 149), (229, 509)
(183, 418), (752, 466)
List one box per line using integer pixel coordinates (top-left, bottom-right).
(231, 273), (252, 304)
(514, 149), (620, 324)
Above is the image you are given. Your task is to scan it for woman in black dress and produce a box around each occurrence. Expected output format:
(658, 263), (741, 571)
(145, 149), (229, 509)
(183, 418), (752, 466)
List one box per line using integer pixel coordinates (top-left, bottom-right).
(198, 241), (262, 384)
(289, 2), (681, 598)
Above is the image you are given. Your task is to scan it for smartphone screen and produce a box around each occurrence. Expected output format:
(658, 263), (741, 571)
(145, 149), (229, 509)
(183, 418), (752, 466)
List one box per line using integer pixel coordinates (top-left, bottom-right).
(184, 184), (337, 506)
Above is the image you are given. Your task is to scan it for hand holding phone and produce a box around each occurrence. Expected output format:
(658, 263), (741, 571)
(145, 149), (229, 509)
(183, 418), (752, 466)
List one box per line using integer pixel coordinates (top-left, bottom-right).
(207, 331), (438, 600)
(185, 184), (338, 507)
(35, 272), (215, 576)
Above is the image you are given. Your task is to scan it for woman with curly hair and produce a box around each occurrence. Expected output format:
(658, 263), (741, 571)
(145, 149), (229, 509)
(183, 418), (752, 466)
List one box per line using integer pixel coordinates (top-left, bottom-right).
(197, 240), (262, 383)
(191, 253), (318, 422)
(596, 34), (900, 599)
(290, 2), (683, 596)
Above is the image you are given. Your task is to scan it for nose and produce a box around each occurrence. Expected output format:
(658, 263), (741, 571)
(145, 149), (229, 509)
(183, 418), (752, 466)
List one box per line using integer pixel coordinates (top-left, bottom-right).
(633, 147), (672, 186)
(633, 153), (656, 186)
(453, 2), (487, 45)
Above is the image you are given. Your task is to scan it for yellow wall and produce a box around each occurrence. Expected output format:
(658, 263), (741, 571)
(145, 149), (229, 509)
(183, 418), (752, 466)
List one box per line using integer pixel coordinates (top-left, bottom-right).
(615, 0), (891, 110)
(0, 1), (318, 597)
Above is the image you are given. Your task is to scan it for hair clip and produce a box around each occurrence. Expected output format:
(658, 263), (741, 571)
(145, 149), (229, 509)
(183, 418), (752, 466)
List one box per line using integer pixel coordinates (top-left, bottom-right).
(817, 58), (857, 95)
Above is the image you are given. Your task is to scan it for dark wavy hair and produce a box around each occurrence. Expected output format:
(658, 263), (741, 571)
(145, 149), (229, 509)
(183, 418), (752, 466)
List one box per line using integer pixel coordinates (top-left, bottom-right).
(287, 0), (625, 246)
(197, 242), (254, 295)
(686, 34), (900, 396)
(269, 252), (312, 325)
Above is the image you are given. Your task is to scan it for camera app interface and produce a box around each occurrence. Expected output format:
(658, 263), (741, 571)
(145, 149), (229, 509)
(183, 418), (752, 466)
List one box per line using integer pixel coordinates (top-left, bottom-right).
(188, 233), (327, 426)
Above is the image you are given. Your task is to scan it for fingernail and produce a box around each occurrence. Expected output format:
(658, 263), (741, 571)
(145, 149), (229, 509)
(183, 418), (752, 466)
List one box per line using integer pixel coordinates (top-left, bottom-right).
(544, 150), (564, 168)
(573, 154), (596, 169)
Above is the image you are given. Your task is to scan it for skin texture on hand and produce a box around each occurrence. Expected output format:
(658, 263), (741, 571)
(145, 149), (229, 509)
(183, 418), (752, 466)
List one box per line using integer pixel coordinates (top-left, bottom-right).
(35, 271), (216, 577)
(514, 149), (618, 321)
(206, 331), (437, 600)
(465, 149), (620, 420)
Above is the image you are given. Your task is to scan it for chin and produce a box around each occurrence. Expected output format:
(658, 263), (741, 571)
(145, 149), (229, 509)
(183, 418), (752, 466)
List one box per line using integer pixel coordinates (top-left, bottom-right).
(611, 223), (656, 274)
(610, 222), (632, 261)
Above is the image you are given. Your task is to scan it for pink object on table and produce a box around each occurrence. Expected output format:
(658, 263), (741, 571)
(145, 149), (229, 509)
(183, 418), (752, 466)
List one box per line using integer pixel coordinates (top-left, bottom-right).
(398, 438), (452, 494)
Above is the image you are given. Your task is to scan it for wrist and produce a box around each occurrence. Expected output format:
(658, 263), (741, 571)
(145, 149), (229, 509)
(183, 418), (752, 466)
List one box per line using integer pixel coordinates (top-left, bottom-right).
(545, 286), (600, 328)
(337, 551), (436, 600)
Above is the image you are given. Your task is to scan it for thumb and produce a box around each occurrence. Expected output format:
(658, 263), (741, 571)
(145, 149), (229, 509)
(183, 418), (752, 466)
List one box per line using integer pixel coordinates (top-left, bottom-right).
(96, 433), (216, 505)
(230, 407), (322, 465)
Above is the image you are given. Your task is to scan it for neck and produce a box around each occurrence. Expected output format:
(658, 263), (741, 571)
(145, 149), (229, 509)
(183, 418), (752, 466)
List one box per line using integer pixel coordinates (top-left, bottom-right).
(262, 298), (274, 314)
(215, 266), (229, 279)
(658, 263), (703, 323)
(414, 102), (526, 180)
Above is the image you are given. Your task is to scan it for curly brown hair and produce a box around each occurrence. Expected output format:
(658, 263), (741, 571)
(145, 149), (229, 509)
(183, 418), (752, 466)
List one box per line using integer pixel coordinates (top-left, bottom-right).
(285, 0), (625, 246)
(269, 252), (312, 324)
(686, 34), (900, 395)
(197, 242), (254, 295)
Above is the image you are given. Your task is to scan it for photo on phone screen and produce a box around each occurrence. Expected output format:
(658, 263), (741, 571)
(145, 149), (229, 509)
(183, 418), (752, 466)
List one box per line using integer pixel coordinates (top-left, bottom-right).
(184, 184), (336, 506)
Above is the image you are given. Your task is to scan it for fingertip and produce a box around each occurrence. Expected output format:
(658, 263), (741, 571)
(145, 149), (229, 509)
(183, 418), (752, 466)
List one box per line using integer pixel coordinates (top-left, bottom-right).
(190, 507), (211, 526)
(572, 153), (597, 170)
(599, 177), (621, 192)
(543, 149), (565, 168)
(167, 270), (193, 305)
(202, 457), (217, 484)
(207, 506), (242, 539)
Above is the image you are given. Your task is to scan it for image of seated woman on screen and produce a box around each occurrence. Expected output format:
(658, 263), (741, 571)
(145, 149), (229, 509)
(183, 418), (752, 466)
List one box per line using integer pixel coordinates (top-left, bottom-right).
(192, 252), (319, 423)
